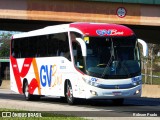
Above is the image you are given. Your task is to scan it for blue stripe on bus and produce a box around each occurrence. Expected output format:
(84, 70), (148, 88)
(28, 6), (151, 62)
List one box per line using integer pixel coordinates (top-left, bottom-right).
(97, 83), (138, 89)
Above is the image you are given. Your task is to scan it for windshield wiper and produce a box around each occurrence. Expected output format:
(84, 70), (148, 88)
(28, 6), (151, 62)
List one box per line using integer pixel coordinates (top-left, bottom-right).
(101, 56), (113, 78)
(101, 38), (114, 78)
(101, 38), (132, 78)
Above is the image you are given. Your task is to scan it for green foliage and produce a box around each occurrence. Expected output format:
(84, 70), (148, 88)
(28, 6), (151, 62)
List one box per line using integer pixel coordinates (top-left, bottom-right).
(0, 40), (10, 57)
(0, 32), (12, 58)
(0, 32), (12, 40)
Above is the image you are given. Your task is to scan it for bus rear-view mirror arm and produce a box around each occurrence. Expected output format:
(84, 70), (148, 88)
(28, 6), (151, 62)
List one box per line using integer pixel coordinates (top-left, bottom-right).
(75, 38), (87, 56)
(138, 38), (148, 58)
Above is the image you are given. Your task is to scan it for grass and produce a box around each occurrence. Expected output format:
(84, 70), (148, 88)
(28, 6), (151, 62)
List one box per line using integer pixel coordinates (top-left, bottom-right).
(141, 56), (160, 85)
(0, 108), (86, 120)
(142, 72), (160, 85)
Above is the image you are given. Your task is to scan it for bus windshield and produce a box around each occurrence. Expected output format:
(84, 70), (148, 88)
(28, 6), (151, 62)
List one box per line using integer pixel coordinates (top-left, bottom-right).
(85, 36), (141, 79)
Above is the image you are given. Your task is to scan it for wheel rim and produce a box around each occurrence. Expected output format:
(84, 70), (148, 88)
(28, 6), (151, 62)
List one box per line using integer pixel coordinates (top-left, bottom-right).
(67, 84), (73, 102)
(24, 84), (29, 98)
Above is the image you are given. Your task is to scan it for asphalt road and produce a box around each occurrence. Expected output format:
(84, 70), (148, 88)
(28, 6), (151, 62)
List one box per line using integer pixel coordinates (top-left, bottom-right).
(0, 88), (159, 119)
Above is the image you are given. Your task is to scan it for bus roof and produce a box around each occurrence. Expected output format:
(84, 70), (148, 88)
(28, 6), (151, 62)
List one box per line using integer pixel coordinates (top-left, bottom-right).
(70, 22), (134, 37)
(13, 24), (70, 39)
(13, 22), (134, 39)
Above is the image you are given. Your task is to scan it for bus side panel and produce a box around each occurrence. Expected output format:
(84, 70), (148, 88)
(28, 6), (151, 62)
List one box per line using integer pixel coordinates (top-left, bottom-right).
(10, 57), (38, 95)
(10, 57), (29, 94)
(32, 57), (74, 97)
(67, 72), (86, 99)
(10, 56), (87, 98)
(10, 61), (20, 94)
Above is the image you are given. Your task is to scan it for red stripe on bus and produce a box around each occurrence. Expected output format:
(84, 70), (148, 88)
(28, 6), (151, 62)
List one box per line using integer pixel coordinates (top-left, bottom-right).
(10, 56), (33, 94)
(29, 78), (39, 94)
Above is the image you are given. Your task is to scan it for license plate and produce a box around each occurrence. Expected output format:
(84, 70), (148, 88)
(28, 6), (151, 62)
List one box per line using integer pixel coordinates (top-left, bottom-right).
(113, 92), (122, 96)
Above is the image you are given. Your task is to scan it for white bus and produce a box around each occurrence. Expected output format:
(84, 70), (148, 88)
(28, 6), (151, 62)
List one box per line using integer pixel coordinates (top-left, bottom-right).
(10, 22), (148, 105)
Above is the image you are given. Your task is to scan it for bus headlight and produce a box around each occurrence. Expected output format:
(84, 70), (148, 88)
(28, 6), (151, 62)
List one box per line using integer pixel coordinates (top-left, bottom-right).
(90, 90), (97, 95)
(131, 76), (142, 86)
(82, 76), (99, 87)
(134, 89), (141, 95)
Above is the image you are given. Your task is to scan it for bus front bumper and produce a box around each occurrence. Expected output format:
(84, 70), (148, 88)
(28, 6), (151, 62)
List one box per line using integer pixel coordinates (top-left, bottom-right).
(84, 84), (142, 99)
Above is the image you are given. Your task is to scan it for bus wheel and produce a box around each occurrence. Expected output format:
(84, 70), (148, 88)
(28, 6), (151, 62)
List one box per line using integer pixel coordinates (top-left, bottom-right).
(65, 81), (75, 105)
(24, 82), (34, 101)
(112, 98), (124, 106)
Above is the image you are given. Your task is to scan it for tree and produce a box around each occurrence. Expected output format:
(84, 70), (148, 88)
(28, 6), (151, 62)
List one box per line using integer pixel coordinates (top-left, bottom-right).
(0, 32), (12, 58)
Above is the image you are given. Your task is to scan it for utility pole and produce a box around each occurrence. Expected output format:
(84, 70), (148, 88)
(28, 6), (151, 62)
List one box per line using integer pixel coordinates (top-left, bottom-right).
(145, 58), (147, 84)
(150, 45), (153, 85)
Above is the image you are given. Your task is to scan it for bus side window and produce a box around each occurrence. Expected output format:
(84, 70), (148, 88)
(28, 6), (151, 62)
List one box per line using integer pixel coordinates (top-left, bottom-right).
(21, 38), (29, 58)
(70, 32), (82, 65)
(37, 36), (47, 57)
(72, 39), (83, 69)
(47, 35), (57, 57)
(60, 41), (70, 59)
(28, 38), (36, 58)
(55, 33), (71, 60)
(11, 40), (16, 58)
(14, 38), (23, 58)
(12, 39), (18, 58)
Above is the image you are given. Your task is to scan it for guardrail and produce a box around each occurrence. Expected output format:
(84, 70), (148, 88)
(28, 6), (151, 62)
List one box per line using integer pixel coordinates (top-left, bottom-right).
(142, 74), (160, 78)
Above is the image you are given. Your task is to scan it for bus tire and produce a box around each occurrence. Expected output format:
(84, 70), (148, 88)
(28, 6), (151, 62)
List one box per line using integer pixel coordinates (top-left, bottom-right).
(65, 80), (76, 105)
(112, 98), (124, 106)
(23, 81), (35, 101)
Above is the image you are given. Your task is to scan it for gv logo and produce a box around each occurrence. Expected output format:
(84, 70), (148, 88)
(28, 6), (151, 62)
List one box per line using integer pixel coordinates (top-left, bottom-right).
(96, 29), (111, 36)
(96, 29), (124, 36)
(40, 65), (52, 87)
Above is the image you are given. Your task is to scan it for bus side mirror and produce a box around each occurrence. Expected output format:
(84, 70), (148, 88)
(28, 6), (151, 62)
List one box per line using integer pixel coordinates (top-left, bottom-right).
(138, 39), (148, 58)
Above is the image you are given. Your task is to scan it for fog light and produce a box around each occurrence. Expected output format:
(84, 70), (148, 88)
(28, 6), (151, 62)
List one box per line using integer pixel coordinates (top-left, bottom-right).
(90, 90), (97, 96)
(135, 89), (141, 95)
